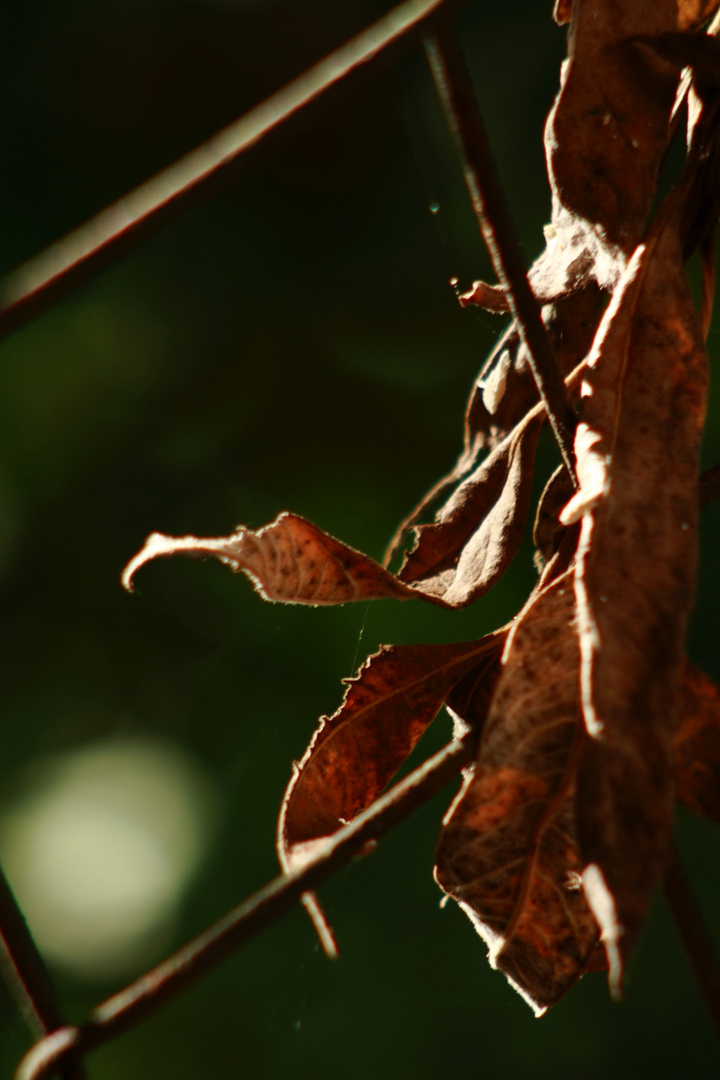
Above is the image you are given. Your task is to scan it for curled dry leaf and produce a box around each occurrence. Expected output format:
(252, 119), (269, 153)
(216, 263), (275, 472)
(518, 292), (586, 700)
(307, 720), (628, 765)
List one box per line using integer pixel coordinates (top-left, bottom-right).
(547, 0), (686, 257)
(122, 501), (544, 615)
(674, 662), (720, 823)
(122, 512), (424, 606)
(459, 281), (605, 460)
(435, 571), (601, 1015)
(566, 183), (707, 993)
(278, 633), (505, 873)
(396, 409), (542, 607)
(382, 321), (538, 567)
(395, 343), (598, 609)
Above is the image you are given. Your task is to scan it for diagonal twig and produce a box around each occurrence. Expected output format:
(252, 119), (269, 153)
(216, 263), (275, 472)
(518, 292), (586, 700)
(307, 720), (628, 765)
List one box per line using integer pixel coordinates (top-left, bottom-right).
(423, 21), (578, 486)
(0, 868), (86, 1080)
(0, 0), (459, 346)
(664, 844), (720, 1038)
(15, 733), (476, 1080)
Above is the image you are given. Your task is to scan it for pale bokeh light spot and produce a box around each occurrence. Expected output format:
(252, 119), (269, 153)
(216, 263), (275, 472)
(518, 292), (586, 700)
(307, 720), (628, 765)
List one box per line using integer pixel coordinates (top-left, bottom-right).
(0, 737), (218, 982)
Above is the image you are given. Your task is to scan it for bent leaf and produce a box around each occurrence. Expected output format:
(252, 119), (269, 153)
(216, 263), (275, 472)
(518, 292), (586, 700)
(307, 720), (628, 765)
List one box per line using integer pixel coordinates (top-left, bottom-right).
(396, 411), (542, 607)
(122, 512), (424, 606)
(674, 662), (720, 822)
(435, 572), (600, 1015)
(278, 632), (505, 873)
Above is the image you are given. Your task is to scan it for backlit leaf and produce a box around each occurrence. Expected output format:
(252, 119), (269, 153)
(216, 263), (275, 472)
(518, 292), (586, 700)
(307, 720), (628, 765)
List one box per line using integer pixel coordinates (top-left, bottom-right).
(279, 632), (505, 873)
(566, 182), (707, 993)
(122, 512), (424, 606)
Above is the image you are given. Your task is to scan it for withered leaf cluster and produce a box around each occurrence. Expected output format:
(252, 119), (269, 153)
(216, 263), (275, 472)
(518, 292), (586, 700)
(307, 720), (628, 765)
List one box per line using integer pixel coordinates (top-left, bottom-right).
(124, 1), (720, 1015)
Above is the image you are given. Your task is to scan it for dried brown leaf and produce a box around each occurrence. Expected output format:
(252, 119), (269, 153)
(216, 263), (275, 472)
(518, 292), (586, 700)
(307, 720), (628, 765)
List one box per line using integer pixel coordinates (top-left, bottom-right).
(674, 662), (720, 822)
(563, 185), (707, 994)
(278, 633), (505, 873)
(435, 571), (600, 1014)
(461, 282), (605, 458)
(382, 322), (536, 563)
(394, 328), (601, 608)
(547, 1), (686, 256)
(397, 410), (542, 607)
(122, 512), (423, 606)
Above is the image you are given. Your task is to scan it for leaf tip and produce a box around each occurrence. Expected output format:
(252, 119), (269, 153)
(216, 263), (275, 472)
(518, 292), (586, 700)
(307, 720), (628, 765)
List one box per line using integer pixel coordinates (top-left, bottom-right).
(121, 532), (175, 593)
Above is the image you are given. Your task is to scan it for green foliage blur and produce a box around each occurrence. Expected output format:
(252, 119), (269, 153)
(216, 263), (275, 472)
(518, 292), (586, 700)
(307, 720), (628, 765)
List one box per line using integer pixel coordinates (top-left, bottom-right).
(1, 1), (720, 1076)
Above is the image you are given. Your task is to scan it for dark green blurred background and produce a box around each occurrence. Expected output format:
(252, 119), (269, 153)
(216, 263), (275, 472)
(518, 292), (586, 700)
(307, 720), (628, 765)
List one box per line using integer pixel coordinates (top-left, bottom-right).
(1, 1), (720, 1077)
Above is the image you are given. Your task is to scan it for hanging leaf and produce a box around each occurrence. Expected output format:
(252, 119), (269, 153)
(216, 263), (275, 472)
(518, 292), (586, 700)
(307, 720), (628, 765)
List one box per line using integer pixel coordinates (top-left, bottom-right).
(435, 571), (600, 1014)
(564, 178), (707, 994)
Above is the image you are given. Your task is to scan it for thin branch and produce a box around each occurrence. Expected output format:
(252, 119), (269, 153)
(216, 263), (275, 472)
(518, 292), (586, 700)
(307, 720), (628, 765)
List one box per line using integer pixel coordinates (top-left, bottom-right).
(423, 22), (578, 486)
(0, 0), (458, 345)
(0, 868), (86, 1080)
(664, 844), (720, 1038)
(15, 733), (476, 1080)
